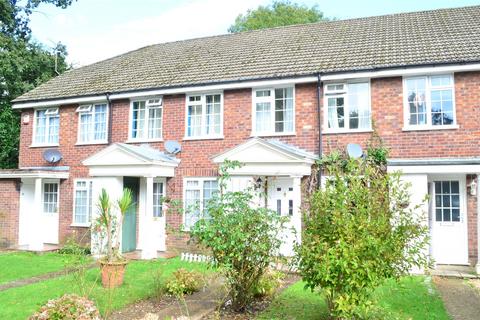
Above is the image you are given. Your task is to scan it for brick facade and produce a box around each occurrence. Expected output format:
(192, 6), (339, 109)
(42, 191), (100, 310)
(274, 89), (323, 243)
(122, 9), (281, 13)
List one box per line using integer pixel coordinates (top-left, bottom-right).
(0, 179), (20, 248)
(9, 72), (480, 264)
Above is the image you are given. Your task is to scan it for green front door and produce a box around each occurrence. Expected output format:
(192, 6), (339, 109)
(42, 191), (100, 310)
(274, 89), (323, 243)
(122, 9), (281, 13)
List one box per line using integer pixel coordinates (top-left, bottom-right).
(122, 177), (139, 253)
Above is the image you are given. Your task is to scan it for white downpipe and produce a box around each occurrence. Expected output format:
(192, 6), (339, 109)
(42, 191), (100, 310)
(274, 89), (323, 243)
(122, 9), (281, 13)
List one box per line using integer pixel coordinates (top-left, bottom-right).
(476, 174), (480, 274)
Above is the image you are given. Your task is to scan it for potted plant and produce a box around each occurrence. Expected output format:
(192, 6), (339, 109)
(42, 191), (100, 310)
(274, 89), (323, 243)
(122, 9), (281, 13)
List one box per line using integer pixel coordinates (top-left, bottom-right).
(95, 188), (134, 288)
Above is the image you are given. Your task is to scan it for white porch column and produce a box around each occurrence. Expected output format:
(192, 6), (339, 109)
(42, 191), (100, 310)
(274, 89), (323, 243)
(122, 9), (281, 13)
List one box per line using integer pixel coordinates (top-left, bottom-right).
(476, 174), (480, 274)
(30, 178), (44, 251)
(292, 176), (302, 246)
(141, 176), (157, 259)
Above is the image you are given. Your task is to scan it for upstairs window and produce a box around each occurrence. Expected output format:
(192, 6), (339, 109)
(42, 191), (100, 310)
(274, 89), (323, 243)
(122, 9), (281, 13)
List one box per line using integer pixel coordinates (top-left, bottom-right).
(404, 74), (455, 128)
(186, 93), (222, 138)
(183, 178), (218, 229)
(34, 108), (59, 145)
(131, 98), (163, 140)
(77, 103), (108, 143)
(324, 82), (371, 131)
(253, 87), (294, 135)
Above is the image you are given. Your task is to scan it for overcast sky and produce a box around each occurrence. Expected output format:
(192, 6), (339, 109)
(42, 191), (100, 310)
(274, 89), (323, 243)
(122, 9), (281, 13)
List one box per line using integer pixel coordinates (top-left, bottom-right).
(29, 0), (480, 68)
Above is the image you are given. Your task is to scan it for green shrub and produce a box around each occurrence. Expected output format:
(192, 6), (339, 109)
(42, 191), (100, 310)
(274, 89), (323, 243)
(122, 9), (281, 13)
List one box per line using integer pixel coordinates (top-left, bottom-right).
(58, 237), (90, 255)
(297, 153), (430, 319)
(165, 268), (203, 297)
(29, 294), (101, 320)
(251, 269), (284, 298)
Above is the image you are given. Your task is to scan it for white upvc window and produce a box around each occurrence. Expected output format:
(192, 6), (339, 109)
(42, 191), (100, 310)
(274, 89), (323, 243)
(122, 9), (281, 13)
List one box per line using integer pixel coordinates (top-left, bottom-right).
(34, 108), (59, 145)
(153, 181), (165, 218)
(185, 93), (223, 139)
(77, 103), (108, 144)
(403, 74), (456, 129)
(324, 82), (371, 132)
(183, 178), (218, 229)
(73, 180), (93, 226)
(252, 87), (294, 135)
(43, 181), (59, 214)
(130, 98), (163, 141)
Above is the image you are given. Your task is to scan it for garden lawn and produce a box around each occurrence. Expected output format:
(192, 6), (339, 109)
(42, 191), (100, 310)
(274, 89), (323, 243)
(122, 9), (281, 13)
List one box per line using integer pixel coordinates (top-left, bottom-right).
(0, 257), (210, 320)
(258, 276), (450, 320)
(0, 252), (68, 284)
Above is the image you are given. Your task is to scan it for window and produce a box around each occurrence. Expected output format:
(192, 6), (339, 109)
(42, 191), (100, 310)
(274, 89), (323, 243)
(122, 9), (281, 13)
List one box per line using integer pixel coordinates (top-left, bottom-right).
(73, 180), (93, 225)
(43, 182), (59, 214)
(77, 103), (108, 143)
(34, 108), (59, 145)
(434, 181), (461, 222)
(324, 82), (371, 131)
(404, 74), (455, 128)
(153, 181), (164, 218)
(184, 178), (218, 229)
(253, 87), (294, 135)
(131, 98), (163, 140)
(186, 94), (222, 138)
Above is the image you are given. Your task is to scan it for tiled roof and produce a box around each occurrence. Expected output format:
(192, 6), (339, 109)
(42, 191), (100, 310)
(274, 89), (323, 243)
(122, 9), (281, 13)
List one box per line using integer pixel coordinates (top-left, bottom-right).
(14, 5), (480, 103)
(118, 143), (179, 164)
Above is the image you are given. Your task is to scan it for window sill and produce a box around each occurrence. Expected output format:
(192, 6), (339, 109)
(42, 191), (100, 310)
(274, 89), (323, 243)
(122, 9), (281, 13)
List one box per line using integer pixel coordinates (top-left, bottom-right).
(322, 129), (373, 135)
(70, 223), (91, 228)
(402, 125), (459, 132)
(125, 138), (163, 143)
(30, 144), (59, 148)
(75, 141), (108, 146)
(183, 135), (224, 141)
(250, 132), (296, 137)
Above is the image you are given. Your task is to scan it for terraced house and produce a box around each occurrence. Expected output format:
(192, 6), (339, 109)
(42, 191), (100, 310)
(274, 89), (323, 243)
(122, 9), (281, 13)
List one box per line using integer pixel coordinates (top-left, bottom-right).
(1, 6), (480, 270)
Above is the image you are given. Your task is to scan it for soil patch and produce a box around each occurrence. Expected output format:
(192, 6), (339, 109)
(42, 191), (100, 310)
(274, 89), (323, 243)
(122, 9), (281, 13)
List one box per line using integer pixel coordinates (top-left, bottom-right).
(433, 276), (480, 320)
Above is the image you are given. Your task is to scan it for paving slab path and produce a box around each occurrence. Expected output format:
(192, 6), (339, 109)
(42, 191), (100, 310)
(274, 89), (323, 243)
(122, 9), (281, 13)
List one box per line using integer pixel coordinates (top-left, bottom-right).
(433, 276), (480, 320)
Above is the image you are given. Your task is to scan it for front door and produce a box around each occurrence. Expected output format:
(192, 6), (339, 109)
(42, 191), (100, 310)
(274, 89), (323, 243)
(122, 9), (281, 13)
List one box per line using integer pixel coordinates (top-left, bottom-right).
(430, 178), (468, 265)
(42, 180), (59, 244)
(122, 177), (139, 253)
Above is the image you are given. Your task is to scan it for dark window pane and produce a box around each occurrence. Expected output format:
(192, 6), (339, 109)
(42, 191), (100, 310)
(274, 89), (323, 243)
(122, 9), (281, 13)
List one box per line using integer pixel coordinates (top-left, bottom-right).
(288, 200), (293, 216)
(452, 195), (460, 207)
(277, 199), (281, 215)
(432, 113), (442, 125)
(442, 181), (450, 193)
(436, 209), (442, 221)
(337, 97), (344, 106)
(452, 209), (460, 222)
(435, 182), (441, 194)
(435, 195), (442, 207)
(443, 208), (451, 222)
(443, 195), (450, 207)
(443, 113), (454, 125)
(275, 122), (284, 132)
(451, 181), (459, 193)
(349, 117), (359, 129)
(275, 88), (284, 99)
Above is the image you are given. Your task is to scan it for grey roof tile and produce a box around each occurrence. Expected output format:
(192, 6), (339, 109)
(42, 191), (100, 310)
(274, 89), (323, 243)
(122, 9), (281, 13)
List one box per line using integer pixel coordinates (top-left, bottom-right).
(14, 5), (480, 103)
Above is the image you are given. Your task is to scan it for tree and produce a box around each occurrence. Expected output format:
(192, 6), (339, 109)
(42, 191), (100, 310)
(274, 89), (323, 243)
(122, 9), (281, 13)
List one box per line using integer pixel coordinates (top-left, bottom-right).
(228, 0), (329, 33)
(190, 161), (286, 311)
(296, 150), (430, 319)
(0, 0), (75, 169)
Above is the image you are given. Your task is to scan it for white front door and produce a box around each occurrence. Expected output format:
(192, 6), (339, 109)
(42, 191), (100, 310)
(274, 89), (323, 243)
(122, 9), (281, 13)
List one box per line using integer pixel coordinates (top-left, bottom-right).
(41, 180), (60, 244)
(151, 179), (166, 251)
(267, 177), (301, 257)
(430, 178), (468, 265)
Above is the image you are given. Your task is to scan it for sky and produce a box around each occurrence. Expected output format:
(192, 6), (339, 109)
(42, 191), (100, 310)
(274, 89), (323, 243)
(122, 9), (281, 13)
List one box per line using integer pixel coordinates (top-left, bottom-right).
(29, 0), (480, 68)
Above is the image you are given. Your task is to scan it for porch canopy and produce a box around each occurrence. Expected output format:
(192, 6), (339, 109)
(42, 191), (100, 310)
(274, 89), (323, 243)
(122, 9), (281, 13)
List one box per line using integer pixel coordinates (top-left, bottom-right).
(82, 143), (180, 177)
(212, 137), (317, 177)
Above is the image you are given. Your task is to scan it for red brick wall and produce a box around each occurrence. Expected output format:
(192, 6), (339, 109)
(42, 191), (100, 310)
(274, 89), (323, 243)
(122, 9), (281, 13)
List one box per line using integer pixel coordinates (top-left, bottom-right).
(0, 180), (20, 248)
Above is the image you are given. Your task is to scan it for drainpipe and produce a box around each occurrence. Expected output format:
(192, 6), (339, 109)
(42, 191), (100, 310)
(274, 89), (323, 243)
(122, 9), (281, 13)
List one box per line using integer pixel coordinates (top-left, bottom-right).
(477, 174), (480, 274)
(316, 73), (322, 188)
(105, 92), (112, 144)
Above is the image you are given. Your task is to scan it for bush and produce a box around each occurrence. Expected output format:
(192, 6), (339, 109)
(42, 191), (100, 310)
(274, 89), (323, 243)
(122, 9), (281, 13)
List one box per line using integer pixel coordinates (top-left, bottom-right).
(29, 294), (101, 320)
(165, 268), (203, 297)
(251, 269), (284, 298)
(58, 237), (91, 255)
(190, 160), (286, 311)
(297, 152), (430, 319)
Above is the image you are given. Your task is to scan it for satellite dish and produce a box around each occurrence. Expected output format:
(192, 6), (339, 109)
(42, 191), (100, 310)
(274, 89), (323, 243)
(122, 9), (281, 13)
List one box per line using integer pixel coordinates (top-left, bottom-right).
(165, 140), (181, 154)
(346, 143), (363, 159)
(43, 149), (63, 163)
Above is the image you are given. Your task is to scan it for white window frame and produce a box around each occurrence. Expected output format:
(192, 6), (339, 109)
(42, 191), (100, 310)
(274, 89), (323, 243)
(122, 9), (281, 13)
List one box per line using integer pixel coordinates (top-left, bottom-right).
(128, 97), (164, 142)
(153, 178), (166, 219)
(182, 177), (218, 230)
(251, 86), (295, 136)
(76, 103), (109, 145)
(403, 74), (458, 131)
(72, 179), (93, 227)
(323, 81), (372, 134)
(184, 92), (224, 140)
(42, 180), (59, 215)
(32, 108), (60, 147)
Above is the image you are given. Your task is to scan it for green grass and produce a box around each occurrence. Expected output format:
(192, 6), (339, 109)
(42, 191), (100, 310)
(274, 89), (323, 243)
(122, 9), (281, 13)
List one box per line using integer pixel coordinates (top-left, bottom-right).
(0, 252), (68, 284)
(0, 257), (210, 320)
(258, 276), (450, 320)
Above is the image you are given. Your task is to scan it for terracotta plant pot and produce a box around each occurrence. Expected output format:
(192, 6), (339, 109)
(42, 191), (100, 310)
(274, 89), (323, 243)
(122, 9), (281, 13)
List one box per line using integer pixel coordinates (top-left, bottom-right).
(100, 260), (128, 288)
